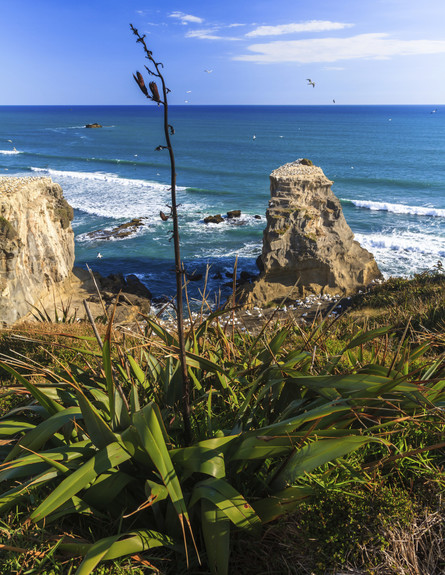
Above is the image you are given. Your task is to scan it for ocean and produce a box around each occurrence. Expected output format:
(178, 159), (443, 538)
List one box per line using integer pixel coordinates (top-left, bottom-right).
(1, 105), (444, 305)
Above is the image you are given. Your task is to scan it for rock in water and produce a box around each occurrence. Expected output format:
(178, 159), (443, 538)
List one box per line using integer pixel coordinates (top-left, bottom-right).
(0, 177), (74, 325)
(243, 160), (382, 305)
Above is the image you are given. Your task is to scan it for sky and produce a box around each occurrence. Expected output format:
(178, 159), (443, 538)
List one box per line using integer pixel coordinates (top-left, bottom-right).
(1, 0), (445, 105)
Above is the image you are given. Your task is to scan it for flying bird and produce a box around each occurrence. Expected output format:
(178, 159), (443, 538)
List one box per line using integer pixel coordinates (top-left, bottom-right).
(204, 69), (213, 73)
(97, 252), (103, 259)
(306, 79), (315, 88)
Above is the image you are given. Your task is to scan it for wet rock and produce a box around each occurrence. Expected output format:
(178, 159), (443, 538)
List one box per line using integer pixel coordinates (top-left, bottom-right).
(227, 210), (241, 219)
(186, 271), (203, 282)
(240, 270), (257, 283)
(85, 218), (147, 240)
(204, 214), (224, 224)
(254, 215), (262, 219)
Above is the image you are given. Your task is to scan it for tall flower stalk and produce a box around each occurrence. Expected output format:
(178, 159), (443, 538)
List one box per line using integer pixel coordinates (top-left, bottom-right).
(131, 24), (192, 444)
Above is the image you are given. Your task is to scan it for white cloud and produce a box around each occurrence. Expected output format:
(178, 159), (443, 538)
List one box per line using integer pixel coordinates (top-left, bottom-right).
(247, 20), (354, 37)
(185, 28), (240, 41)
(169, 11), (204, 25)
(234, 33), (445, 63)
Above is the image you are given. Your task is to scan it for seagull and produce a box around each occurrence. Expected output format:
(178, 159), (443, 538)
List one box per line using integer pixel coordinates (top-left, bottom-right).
(186, 90), (192, 93)
(97, 252), (103, 259)
(204, 69), (213, 73)
(306, 79), (315, 88)
(252, 134), (256, 140)
(333, 99), (336, 104)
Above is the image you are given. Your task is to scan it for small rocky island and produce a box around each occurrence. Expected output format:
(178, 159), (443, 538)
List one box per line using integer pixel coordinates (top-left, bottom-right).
(242, 159), (382, 306)
(85, 123), (102, 129)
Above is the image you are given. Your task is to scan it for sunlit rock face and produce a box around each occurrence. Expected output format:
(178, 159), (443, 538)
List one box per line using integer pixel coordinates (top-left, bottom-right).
(244, 160), (382, 306)
(0, 177), (74, 325)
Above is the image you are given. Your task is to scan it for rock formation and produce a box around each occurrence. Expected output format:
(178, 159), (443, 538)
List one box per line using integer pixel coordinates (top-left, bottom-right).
(243, 160), (382, 306)
(85, 218), (148, 241)
(0, 177), (75, 325)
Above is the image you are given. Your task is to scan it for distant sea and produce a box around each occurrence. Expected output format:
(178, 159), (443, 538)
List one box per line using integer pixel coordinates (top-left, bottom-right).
(1, 105), (444, 305)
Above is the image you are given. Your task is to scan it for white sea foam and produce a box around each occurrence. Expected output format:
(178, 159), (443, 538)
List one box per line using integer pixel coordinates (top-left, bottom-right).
(356, 230), (445, 277)
(30, 167), (193, 221)
(186, 215), (264, 236)
(0, 150), (21, 155)
(195, 241), (262, 259)
(347, 199), (445, 218)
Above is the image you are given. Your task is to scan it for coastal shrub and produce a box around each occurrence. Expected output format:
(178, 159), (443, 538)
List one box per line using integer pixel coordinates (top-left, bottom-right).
(53, 199), (74, 229)
(232, 481), (444, 575)
(0, 216), (17, 240)
(350, 263), (445, 337)
(1, 308), (445, 574)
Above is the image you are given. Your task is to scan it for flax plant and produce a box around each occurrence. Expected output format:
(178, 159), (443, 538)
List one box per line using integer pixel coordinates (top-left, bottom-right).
(130, 24), (192, 444)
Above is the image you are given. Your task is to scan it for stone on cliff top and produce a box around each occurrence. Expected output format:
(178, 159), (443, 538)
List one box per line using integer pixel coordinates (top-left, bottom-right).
(0, 177), (75, 325)
(242, 159), (382, 306)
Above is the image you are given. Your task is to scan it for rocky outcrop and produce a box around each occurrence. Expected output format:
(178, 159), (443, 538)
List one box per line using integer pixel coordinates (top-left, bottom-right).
(85, 218), (148, 241)
(243, 160), (381, 306)
(85, 123), (102, 128)
(204, 214), (224, 224)
(0, 177), (75, 325)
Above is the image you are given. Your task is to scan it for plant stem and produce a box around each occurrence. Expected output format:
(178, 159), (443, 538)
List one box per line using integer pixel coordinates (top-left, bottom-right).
(131, 25), (192, 444)
(158, 74), (192, 445)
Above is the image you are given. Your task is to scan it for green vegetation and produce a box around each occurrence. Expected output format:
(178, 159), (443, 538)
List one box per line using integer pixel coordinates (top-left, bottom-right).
(53, 199), (74, 230)
(0, 216), (18, 240)
(0, 270), (444, 574)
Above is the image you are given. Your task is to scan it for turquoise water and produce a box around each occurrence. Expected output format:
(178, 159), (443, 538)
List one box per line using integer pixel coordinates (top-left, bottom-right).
(1, 105), (444, 302)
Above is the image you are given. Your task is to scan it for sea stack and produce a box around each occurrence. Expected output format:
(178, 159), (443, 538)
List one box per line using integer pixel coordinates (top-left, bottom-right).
(0, 177), (75, 325)
(243, 159), (382, 306)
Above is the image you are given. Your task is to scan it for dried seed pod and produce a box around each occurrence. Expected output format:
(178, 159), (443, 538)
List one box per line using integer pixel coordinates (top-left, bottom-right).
(133, 71), (148, 96)
(149, 81), (161, 103)
(160, 211), (169, 221)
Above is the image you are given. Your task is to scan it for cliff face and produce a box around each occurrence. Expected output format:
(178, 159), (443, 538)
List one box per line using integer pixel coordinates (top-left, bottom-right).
(0, 177), (74, 325)
(245, 160), (382, 305)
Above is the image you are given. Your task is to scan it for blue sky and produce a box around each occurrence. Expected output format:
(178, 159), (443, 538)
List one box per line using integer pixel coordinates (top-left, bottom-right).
(1, 0), (445, 105)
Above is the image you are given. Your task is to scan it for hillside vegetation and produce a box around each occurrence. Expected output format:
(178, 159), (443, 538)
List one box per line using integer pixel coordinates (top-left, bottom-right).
(0, 268), (444, 575)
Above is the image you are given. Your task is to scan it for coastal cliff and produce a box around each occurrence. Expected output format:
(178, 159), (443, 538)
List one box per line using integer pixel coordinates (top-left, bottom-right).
(244, 160), (382, 305)
(0, 177), (74, 325)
